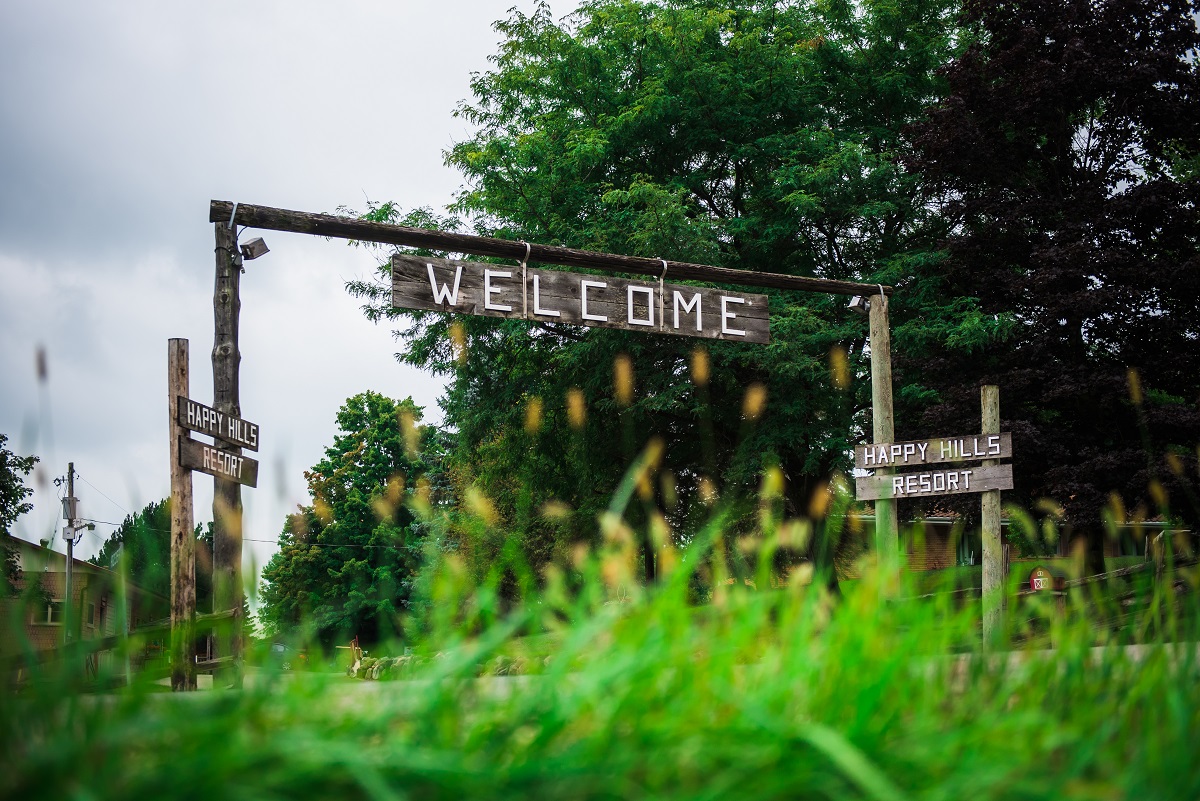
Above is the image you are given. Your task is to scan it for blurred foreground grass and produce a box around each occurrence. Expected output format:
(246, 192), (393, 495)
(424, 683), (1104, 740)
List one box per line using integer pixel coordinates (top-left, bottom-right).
(3, 535), (1199, 801)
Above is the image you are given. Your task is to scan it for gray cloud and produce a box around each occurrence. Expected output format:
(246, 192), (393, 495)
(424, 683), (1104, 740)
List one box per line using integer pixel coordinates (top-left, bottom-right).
(0, 1), (580, 583)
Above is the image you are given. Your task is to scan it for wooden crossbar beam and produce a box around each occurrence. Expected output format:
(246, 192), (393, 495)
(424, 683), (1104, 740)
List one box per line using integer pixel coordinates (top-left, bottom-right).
(210, 200), (894, 297)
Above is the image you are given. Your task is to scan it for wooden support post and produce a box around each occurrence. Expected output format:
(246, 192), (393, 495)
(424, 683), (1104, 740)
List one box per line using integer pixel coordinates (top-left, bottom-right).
(213, 222), (244, 688)
(981, 384), (1003, 648)
(868, 292), (899, 577)
(168, 338), (196, 691)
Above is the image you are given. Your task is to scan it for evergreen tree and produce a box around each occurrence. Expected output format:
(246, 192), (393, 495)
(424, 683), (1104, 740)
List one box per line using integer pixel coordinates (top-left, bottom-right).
(258, 392), (443, 645)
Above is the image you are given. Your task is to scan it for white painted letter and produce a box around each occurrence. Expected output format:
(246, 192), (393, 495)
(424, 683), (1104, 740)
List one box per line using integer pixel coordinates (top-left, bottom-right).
(427, 263), (464, 306)
(988, 435), (1000, 456)
(892, 476), (904, 496)
(581, 280), (608, 321)
(627, 285), (655, 327)
(720, 296), (746, 336)
(532, 275), (560, 317)
(484, 270), (513, 312)
(673, 291), (702, 331)
(917, 442), (928, 461)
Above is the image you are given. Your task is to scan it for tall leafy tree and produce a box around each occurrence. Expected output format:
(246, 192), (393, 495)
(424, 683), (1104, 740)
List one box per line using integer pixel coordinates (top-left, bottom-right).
(259, 392), (443, 644)
(907, 0), (1200, 567)
(89, 499), (213, 616)
(0, 434), (38, 596)
(351, 0), (968, 583)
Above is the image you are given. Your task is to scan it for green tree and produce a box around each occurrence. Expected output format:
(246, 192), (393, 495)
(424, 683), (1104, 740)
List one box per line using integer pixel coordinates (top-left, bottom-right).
(0, 433), (38, 596)
(907, 0), (1200, 568)
(89, 499), (214, 617)
(350, 0), (970, 586)
(258, 392), (443, 645)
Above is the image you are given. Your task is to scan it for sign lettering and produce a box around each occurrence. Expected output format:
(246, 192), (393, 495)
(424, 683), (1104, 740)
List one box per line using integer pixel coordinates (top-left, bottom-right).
(855, 463), (1013, 501)
(179, 437), (259, 488)
(392, 254), (770, 343)
(855, 433), (1011, 470)
(177, 396), (260, 451)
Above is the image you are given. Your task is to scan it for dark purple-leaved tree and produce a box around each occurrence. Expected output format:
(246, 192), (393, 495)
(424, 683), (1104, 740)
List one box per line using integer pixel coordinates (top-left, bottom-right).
(906, 0), (1200, 569)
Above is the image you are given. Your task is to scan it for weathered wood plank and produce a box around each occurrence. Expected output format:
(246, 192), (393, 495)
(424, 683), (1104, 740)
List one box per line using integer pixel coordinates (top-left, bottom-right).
(212, 200), (893, 297)
(869, 292), (899, 566)
(855, 463), (1013, 501)
(392, 254), (770, 343)
(981, 385), (1003, 646)
(177, 396), (260, 451)
(180, 436), (260, 488)
(855, 433), (1012, 469)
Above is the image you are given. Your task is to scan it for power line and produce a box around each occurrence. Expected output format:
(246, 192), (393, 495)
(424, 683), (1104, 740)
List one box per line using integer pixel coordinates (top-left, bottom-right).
(76, 474), (132, 518)
(245, 537), (399, 549)
(79, 519), (397, 550)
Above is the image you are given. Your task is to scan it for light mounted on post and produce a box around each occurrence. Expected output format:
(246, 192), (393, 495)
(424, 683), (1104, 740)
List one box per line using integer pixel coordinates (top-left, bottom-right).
(239, 237), (269, 261)
(848, 295), (870, 315)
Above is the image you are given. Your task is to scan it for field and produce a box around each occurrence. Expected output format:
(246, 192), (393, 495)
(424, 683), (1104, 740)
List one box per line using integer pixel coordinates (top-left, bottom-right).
(4, 536), (1199, 801)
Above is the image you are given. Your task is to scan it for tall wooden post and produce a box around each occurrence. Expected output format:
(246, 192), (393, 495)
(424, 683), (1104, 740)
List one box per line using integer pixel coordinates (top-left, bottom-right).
(981, 384), (1003, 647)
(213, 222), (244, 687)
(869, 292), (899, 574)
(168, 338), (197, 691)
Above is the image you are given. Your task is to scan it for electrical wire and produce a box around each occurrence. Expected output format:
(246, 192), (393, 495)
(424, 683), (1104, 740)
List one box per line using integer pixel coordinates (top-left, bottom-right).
(79, 519), (398, 549)
(76, 474), (132, 518)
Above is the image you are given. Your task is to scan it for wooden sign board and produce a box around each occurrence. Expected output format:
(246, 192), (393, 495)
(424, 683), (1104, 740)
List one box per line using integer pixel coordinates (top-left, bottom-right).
(179, 437), (259, 488)
(177, 397), (260, 452)
(855, 463), (1013, 501)
(855, 433), (1011, 470)
(392, 254), (770, 343)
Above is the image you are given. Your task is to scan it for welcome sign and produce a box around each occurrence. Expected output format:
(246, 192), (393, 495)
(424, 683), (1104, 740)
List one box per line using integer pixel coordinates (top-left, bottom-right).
(392, 254), (770, 343)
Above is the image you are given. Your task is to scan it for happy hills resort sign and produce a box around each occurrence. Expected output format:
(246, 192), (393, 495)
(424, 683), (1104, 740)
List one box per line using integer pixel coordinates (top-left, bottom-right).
(392, 254), (770, 343)
(176, 397), (260, 487)
(854, 433), (1013, 501)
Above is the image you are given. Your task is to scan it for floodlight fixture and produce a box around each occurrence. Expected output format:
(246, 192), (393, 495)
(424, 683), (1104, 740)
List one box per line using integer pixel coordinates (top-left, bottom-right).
(240, 237), (269, 261)
(848, 295), (870, 315)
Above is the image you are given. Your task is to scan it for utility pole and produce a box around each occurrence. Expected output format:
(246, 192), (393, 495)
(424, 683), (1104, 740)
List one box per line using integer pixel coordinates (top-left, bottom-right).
(64, 462), (76, 643)
(213, 220), (244, 688)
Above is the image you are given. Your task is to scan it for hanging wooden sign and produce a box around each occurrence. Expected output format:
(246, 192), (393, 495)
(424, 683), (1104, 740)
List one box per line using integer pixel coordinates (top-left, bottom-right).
(176, 396), (260, 451)
(392, 254), (770, 343)
(854, 433), (1011, 469)
(179, 437), (259, 488)
(855, 463), (1013, 501)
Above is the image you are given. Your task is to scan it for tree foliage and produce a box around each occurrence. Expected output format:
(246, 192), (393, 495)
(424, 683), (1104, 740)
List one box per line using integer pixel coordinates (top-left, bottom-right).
(259, 392), (445, 645)
(89, 499), (213, 617)
(906, 0), (1200, 556)
(350, 0), (969, 584)
(0, 433), (38, 596)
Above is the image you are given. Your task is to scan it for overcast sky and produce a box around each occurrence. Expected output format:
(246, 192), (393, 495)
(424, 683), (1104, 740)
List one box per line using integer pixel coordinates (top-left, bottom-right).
(0, 1), (580, 592)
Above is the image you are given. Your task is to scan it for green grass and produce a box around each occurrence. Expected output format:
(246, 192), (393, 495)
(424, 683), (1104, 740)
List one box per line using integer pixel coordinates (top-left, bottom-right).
(3, 534), (1199, 800)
